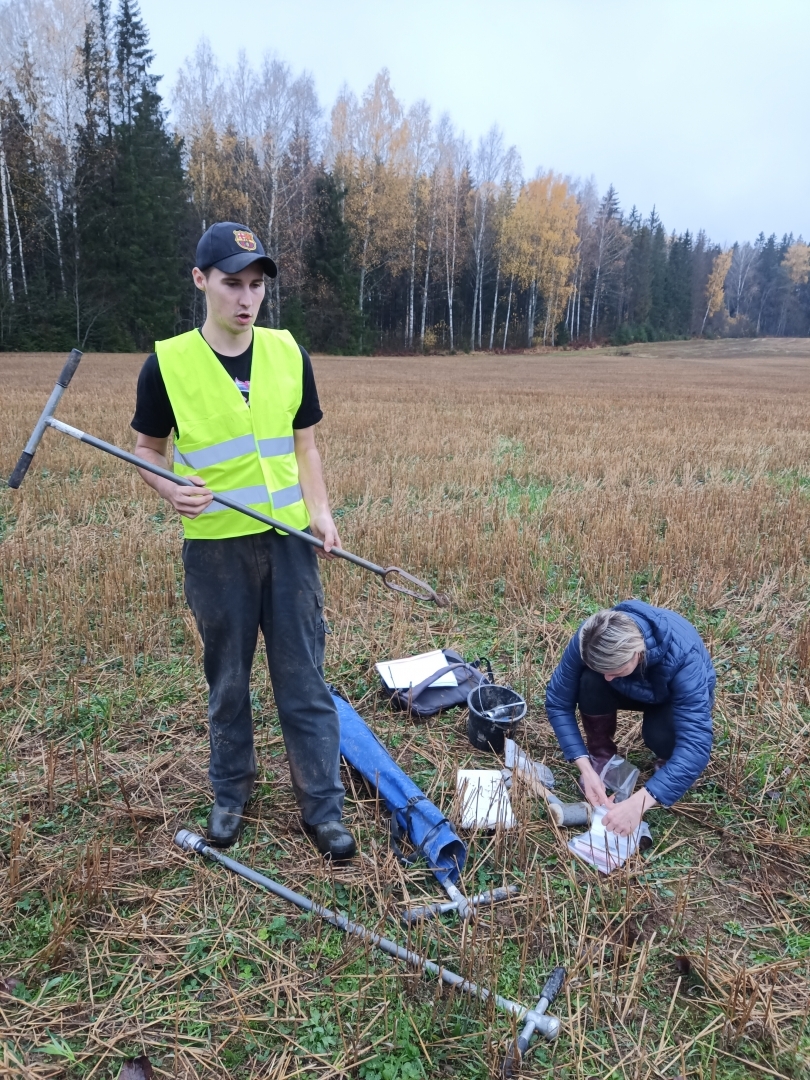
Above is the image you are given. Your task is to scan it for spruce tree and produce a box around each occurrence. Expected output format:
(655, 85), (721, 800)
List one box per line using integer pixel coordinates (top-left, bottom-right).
(114, 0), (156, 127)
(290, 170), (363, 353)
(665, 231), (694, 337)
(753, 233), (788, 334)
(647, 209), (669, 335)
(74, 0), (190, 349)
(96, 0), (114, 138)
(113, 85), (189, 346)
(75, 6), (127, 348)
(625, 209), (653, 331)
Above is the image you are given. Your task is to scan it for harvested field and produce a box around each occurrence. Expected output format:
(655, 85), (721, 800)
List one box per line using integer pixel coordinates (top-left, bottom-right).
(1, 338), (809, 1078)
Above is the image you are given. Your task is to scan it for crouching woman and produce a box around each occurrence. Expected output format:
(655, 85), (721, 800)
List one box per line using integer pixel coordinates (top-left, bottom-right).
(545, 600), (715, 836)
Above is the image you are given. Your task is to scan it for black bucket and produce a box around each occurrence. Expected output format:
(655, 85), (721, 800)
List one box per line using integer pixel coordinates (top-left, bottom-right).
(466, 684), (527, 754)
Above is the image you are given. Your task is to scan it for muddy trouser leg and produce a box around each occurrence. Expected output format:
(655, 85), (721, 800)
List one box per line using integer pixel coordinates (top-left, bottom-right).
(182, 536), (262, 807)
(256, 530), (344, 826)
(641, 701), (676, 760)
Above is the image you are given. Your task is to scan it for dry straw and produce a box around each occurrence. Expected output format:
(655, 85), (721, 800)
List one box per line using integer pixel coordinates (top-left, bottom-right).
(1, 342), (808, 1078)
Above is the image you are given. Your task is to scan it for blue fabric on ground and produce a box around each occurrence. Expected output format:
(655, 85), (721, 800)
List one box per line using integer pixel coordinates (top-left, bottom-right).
(333, 692), (466, 884)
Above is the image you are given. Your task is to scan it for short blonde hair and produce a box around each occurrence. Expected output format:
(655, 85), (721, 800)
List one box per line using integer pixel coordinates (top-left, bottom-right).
(579, 609), (645, 673)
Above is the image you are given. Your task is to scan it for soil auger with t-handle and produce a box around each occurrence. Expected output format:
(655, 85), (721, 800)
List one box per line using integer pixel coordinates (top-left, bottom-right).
(173, 828), (566, 1068)
(7, 349), (449, 607)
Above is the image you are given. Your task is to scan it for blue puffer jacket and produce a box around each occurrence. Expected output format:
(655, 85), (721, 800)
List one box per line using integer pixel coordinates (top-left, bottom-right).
(545, 600), (715, 806)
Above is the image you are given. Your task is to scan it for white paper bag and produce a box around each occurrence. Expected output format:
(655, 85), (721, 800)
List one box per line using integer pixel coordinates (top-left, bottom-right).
(456, 769), (516, 830)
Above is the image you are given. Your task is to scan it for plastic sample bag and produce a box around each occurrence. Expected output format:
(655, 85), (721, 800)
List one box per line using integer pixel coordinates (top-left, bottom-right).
(599, 755), (639, 803)
(568, 806), (652, 874)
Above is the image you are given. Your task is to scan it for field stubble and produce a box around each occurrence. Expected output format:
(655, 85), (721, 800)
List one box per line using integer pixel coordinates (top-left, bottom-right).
(0, 340), (809, 1078)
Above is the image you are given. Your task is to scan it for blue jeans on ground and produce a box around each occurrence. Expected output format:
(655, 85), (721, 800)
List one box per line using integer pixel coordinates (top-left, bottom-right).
(182, 530), (344, 824)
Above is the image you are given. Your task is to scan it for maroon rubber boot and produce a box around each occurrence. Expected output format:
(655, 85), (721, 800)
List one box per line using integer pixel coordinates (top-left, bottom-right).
(580, 711), (619, 778)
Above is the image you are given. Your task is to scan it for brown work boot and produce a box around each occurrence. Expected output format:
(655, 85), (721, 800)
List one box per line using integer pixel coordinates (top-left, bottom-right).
(580, 711), (619, 778)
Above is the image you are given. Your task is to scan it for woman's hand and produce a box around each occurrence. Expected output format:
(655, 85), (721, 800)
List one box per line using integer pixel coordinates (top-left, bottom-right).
(574, 756), (609, 808)
(602, 787), (658, 836)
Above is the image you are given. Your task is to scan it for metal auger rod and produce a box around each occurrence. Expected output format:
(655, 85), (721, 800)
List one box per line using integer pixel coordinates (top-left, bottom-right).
(173, 830), (541, 1024)
(401, 884), (519, 924)
(10, 401), (447, 606)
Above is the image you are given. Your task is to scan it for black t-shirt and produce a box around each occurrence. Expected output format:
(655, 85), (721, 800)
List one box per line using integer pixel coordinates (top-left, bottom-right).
(131, 329), (323, 439)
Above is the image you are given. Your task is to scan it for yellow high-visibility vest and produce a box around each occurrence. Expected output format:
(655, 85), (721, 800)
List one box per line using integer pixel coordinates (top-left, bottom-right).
(155, 327), (310, 539)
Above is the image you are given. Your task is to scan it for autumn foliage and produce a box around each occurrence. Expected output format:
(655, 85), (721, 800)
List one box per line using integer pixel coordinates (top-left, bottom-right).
(0, 4), (808, 352)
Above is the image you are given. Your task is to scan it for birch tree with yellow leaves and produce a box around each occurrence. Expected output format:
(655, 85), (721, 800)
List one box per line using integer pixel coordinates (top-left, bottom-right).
(400, 100), (433, 349)
(701, 247), (733, 334)
(434, 116), (468, 352)
(468, 126), (518, 350)
(783, 241), (810, 289)
(503, 173), (580, 347)
(329, 70), (409, 322)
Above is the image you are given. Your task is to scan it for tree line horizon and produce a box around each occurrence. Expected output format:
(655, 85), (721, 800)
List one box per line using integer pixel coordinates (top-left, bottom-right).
(0, 0), (808, 354)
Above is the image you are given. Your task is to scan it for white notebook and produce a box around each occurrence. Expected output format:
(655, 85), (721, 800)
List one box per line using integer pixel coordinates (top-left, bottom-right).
(376, 649), (458, 690)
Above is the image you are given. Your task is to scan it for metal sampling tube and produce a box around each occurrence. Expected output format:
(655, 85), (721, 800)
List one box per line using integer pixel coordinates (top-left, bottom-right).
(174, 829), (526, 1018)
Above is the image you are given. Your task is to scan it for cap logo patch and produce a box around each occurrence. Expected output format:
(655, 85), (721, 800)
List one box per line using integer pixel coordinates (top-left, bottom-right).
(233, 229), (257, 251)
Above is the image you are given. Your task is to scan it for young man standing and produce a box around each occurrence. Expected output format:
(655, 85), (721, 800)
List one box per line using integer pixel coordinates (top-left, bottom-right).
(131, 221), (355, 859)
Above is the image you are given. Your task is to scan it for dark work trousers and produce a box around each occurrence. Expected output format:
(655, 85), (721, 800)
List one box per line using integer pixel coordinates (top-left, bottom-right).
(577, 668), (676, 760)
(182, 529), (344, 824)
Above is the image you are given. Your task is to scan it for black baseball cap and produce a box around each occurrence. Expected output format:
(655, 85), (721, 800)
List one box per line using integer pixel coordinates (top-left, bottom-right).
(195, 221), (277, 278)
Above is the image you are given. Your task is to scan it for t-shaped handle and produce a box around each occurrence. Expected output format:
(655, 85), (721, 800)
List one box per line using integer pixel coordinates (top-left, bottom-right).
(8, 349), (83, 488)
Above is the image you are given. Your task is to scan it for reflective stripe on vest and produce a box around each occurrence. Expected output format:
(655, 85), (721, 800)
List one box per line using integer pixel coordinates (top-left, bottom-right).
(155, 327), (310, 540)
(175, 433), (256, 470)
(175, 434), (296, 471)
(202, 484), (270, 514)
(270, 482), (303, 508)
(258, 436), (295, 458)
(202, 482), (303, 515)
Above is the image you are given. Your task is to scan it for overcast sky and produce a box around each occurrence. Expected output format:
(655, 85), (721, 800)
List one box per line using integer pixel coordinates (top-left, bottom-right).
(139, 0), (808, 245)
